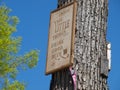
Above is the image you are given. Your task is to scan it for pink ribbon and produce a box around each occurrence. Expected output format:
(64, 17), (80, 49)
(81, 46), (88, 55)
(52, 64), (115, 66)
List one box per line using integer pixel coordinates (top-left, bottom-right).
(69, 67), (77, 90)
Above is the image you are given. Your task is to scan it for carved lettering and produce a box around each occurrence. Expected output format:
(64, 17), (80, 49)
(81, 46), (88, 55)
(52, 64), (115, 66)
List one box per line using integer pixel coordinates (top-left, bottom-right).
(54, 19), (70, 33)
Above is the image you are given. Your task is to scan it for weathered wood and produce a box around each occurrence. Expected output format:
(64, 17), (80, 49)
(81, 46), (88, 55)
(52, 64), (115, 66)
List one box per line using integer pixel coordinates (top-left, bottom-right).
(46, 3), (76, 75)
(50, 0), (109, 90)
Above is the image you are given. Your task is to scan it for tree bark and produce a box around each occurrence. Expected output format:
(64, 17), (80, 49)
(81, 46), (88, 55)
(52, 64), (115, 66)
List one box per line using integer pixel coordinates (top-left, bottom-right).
(50, 0), (109, 90)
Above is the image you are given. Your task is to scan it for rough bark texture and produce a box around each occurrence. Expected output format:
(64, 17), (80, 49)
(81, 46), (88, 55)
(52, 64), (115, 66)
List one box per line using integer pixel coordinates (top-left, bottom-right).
(50, 0), (109, 90)
(50, 69), (74, 90)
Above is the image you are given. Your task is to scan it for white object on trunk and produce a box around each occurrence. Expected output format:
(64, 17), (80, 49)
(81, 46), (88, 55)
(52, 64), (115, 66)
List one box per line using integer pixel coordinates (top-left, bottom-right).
(107, 42), (111, 71)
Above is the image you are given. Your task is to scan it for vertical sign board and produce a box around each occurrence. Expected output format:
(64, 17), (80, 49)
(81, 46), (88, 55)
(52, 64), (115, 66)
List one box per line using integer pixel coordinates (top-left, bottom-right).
(46, 3), (77, 75)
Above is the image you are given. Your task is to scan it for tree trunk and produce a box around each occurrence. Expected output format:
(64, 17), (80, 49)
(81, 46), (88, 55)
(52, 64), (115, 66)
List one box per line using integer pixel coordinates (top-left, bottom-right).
(50, 0), (109, 90)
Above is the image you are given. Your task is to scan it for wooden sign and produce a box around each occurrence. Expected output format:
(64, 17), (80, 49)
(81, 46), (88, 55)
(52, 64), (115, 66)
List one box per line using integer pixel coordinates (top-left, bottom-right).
(46, 2), (77, 75)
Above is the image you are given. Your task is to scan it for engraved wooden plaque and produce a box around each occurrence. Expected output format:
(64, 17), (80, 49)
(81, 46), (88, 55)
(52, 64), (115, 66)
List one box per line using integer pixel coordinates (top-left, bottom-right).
(46, 2), (77, 75)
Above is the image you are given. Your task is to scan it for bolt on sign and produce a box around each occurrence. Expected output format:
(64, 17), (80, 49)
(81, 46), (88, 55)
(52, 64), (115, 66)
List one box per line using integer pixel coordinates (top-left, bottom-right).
(46, 2), (77, 75)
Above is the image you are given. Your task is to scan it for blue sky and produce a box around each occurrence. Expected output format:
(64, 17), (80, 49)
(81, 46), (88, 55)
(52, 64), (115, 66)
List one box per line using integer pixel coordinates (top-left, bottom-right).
(108, 0), (120, 90)
(1, 0), (120, 90)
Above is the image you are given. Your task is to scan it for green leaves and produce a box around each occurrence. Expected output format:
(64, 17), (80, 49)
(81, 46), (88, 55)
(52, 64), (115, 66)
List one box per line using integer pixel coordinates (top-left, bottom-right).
(3, 80), (25, 90)
(0, 4), (39, 90)
(24, 50), (39, 68)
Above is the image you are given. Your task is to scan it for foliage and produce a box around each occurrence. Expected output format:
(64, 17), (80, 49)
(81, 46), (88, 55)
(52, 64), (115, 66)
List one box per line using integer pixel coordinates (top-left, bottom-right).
(0, 4), (39, 90)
